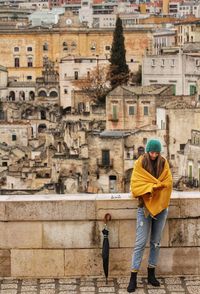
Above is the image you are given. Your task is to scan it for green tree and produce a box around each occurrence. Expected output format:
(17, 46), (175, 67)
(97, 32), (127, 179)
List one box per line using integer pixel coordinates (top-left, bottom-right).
(109, 17), (129, 88)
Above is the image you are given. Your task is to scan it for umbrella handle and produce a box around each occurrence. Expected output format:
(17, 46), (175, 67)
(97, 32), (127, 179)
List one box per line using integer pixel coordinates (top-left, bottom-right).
(104, 213), (111, 224)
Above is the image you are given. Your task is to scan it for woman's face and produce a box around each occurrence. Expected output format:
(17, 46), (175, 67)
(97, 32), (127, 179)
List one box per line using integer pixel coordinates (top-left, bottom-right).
(149, 151), (160, 160)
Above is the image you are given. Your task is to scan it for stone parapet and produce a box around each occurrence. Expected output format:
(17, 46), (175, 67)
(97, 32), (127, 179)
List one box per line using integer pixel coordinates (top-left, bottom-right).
(0, 191), (199, 277)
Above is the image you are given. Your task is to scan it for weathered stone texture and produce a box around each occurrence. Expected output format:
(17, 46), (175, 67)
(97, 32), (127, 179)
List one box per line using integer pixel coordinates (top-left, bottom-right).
(11, 249), (64, 277)
(0, 222), (42, 249)
(0, 250), (11, 276)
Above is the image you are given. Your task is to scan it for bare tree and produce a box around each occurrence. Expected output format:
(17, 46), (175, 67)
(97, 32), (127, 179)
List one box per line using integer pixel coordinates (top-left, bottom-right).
(73, 65), (111, 105)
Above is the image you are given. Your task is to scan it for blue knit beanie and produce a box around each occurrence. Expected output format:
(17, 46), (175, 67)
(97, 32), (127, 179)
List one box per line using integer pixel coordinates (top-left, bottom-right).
(146, 139), (162, 153)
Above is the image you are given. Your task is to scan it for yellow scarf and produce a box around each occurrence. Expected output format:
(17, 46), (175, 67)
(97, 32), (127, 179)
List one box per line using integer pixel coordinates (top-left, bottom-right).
(130, 156), (173, 216)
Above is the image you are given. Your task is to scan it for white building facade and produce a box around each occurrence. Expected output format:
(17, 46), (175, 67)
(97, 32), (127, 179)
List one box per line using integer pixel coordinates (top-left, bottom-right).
(59, 56), (109, 108)
(143, 50), (200, 95)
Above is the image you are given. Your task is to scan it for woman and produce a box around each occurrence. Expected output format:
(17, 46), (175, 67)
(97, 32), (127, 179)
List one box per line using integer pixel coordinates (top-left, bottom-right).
(127, 139), (173, 293)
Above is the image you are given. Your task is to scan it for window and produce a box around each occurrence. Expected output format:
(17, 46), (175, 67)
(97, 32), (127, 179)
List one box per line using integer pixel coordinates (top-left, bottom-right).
(27, 57), (33, 67)
(171, 59), (175, 67)
(102, 150), (110, 166)
(143, 138), (147, 144)
(2, 162), (7, 167)
(27, 76), (32, 80)
(188, 165), (193, 179)
(129, 106), (135, 115)
(12, 134), (17, 141)
(112, 104), (118, 120)
(27, 47), (32, 52)
(105, 45), (111, 51)
(190, 85), (196, 95)
(196, 59), (200, 67)
(161, 59), (165, 67)
(173, 85), (176, 95)
(151, 59), (155, 67)
(14, 47), (19, 52)
(180, 144), (185, 151)
(0, 111), (4, 120)
(171, 154), (175, 160)
(144, 106), (148, 116)
(90, 43), (96, 51)
(74, 71), (78, 80)
(14, 57), (20, 68)
(64, 89), (68, 94)
(43, 43), (48, 51)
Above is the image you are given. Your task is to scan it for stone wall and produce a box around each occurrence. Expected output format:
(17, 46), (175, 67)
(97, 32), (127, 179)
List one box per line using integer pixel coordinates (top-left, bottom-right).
(0, 192), (199, 277)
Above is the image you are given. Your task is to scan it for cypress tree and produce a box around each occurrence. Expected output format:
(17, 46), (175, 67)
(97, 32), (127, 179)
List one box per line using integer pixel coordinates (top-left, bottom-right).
(109, 17), (129, 88)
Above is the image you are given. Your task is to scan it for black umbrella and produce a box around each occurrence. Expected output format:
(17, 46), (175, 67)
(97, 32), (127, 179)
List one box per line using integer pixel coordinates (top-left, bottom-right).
(102, 213), (111, 284)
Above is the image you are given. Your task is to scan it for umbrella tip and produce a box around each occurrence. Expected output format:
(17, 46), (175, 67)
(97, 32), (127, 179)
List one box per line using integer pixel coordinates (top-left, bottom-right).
(106, 278), (108, 285)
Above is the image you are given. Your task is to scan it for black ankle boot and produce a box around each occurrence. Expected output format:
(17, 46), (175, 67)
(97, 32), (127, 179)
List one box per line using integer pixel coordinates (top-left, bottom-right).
(147, 267), (160, 287)
(127, 272), (137, 293)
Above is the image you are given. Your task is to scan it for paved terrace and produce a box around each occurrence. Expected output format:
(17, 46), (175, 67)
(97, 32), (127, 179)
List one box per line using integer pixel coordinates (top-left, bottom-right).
(0, 276), (200, 293)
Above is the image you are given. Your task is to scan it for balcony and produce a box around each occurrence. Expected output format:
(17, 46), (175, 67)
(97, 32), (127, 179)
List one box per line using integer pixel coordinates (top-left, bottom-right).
(96, 158), (113, 168)
(108, 114), (119, 122)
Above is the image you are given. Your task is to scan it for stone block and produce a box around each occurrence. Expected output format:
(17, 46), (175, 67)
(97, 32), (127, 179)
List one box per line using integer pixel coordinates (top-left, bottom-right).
(0, 222), (42, 249)
(180, 198), (200, 218)
(119, 219), (169, 248)
(0, 202), (6, 221)
(11, 249), (64, 277)
(43, 221), (101, 249)
(96, 199), (137, 220)
(64, 249), (103, 276)
(168, 199), (181, 219)
(157, 247), (200, 275)
(169, 219), (200, 246)
(0, 250), (10, 276)
(5, 200), (95, 221)
(119, 220), (136, 248)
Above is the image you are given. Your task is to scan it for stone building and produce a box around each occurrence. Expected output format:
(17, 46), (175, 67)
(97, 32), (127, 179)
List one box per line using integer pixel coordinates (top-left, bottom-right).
(106, 84), (173, 131)
(0, 65), (8, 100)
(156, 94), (200, 178)
(59, 55), (108, 108)
(0, 24), (154, 82)
(177, 129), (200, 188)
(175, 19), (200, 45)
(142, 46), (200, 95)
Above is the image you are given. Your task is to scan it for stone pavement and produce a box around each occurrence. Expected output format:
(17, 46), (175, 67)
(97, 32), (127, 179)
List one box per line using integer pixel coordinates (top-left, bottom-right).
(0, 276), (199, 294)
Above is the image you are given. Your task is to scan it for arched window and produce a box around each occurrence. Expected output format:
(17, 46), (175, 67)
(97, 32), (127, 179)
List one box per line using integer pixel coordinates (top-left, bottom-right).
(49, 91), (58, 97)
(9, 91), (15, 101)
(38, 90), (47, 97)
(38, 124), (47, 133)
(43, 43), (48, 51)
(27, 57), (33, 67)
(138, 146), (145, 157)
(14, 46), (19, 52)
(19, 91), (25, 100)
(40, 110), (46, 120)
(14, 57), (20, 68)
(29, 91), (35, 100)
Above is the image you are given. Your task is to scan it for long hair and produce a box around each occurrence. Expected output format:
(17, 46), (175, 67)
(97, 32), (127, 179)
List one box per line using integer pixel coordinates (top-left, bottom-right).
(142, 153), (165, 179)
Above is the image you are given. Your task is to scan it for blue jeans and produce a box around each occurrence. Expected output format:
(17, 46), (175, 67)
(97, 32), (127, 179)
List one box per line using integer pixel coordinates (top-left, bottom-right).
(131, 207), (168, 270)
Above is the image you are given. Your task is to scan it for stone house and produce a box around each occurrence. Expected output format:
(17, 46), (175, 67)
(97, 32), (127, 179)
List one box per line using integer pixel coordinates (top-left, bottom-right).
(142, 45), (200, 95)
(0, 65), (8, 100)
(0, 24), (153, 82)
(59, 55), (108, 109)
(106, 84), (173, 131)
(177, 129), (200, 187)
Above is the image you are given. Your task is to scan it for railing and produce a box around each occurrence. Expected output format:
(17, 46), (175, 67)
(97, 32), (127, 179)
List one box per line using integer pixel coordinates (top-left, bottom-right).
(0, 192), (199, 277)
